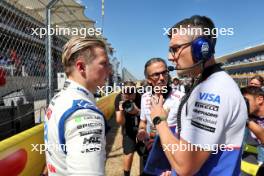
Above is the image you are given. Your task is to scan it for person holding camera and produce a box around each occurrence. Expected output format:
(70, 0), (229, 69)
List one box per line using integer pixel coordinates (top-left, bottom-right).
(115, 81), (141, 176)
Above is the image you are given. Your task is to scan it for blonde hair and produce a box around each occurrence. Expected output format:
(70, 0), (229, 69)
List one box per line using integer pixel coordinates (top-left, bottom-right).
(62, 37), (107, 76)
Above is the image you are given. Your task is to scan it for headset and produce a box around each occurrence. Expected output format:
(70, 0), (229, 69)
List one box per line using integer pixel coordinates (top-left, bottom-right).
(168, 37), (213, 71)
(168, 15), (215, 71)
(191, 37), (213, 63)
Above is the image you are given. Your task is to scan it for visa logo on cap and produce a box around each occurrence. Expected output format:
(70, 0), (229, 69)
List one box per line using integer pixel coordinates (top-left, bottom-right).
(199, 92), (220, 104)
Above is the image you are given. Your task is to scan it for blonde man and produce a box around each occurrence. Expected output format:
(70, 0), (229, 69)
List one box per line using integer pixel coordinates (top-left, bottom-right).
(44, 37), (110, 176)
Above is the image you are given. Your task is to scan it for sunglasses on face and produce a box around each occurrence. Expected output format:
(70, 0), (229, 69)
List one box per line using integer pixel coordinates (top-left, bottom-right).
(149, 70), (169, 79)
(169, 42), (192, 57)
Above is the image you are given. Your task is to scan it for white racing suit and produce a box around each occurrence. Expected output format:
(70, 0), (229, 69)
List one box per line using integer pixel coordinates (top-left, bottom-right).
(44, 79), (106, 176)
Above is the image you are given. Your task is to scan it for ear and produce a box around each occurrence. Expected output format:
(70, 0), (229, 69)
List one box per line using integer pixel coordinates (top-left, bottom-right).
(75, 59), (86, 73)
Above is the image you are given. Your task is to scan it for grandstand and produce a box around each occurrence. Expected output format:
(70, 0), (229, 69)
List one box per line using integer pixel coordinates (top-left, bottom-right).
(0, 0), (115, 98)
(122, 67), (138, 82)
(0, 0), (115, 139)
(217, 43), (264, 87)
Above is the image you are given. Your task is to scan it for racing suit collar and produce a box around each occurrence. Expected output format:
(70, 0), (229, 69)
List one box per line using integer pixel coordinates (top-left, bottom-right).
(64, 79), (96, 104)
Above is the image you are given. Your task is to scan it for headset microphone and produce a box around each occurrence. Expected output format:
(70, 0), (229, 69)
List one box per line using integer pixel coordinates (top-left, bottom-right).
(168, 60), (204, 72)
(168, 66), (175, 72)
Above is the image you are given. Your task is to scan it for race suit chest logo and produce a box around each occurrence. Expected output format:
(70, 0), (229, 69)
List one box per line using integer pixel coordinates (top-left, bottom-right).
(77, 122), (103, 129)
(199, 92), (220, 104)
(77, 100), (96, 109)
(195, 102), (219, 112)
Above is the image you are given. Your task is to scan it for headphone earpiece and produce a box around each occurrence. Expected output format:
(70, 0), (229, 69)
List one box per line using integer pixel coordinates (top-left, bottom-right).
(191, 37), (213, 63)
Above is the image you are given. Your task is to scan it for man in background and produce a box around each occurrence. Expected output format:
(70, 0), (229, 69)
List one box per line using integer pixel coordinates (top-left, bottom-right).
(249, 75), (264, 88)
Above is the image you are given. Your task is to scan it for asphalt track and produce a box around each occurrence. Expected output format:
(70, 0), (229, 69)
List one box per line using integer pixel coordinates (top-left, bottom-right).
(105, 116), (140, 176)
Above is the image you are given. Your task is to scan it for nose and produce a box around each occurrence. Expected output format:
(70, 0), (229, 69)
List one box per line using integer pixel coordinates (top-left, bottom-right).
(168, 51), (179, 64)
(168, 52), (174, 62)
(159, 73), (165, 81)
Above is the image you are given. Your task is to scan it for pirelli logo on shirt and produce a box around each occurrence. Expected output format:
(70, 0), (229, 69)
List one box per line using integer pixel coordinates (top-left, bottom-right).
(195, 101), (219, 112)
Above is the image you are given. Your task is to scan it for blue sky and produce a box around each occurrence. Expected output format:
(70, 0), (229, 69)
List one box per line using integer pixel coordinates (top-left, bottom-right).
(80, 0), (264, 79)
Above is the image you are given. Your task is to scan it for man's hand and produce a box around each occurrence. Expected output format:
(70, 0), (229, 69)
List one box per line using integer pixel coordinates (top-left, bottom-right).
(137, 128), (148, 141)
(150, 95), (168, 121)
(128, 102), (140, 115)
(119, 100), (124, 111)
(160, 171), (171, 176)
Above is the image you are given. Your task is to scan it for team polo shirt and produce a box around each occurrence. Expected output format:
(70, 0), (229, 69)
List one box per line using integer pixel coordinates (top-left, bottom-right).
(175, 71), (247, 176)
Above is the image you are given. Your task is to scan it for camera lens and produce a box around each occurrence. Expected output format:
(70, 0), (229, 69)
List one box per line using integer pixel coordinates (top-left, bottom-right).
(122, 100), (134, 112)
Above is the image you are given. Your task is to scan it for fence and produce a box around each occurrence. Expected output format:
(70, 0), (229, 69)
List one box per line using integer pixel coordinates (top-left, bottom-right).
(0, 0), (113, 137)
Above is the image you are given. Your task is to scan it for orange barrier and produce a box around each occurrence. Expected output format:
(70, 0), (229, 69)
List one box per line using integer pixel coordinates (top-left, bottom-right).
(0, 93), (117, 176)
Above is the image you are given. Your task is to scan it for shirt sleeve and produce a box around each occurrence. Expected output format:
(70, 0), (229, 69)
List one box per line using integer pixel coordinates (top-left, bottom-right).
(64, 108), (106, 176)
(140, 95), (146, 121)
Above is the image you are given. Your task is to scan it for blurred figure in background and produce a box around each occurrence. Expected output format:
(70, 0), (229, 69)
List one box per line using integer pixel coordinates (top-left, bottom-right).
(249, 75), (264, 88)
(115, 81), (141, 176)
(171, 76), (185, 93)
(242, 86), (264, 165)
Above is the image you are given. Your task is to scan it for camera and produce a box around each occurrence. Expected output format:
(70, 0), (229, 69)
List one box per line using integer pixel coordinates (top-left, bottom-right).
(122, 100), (134, 113)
